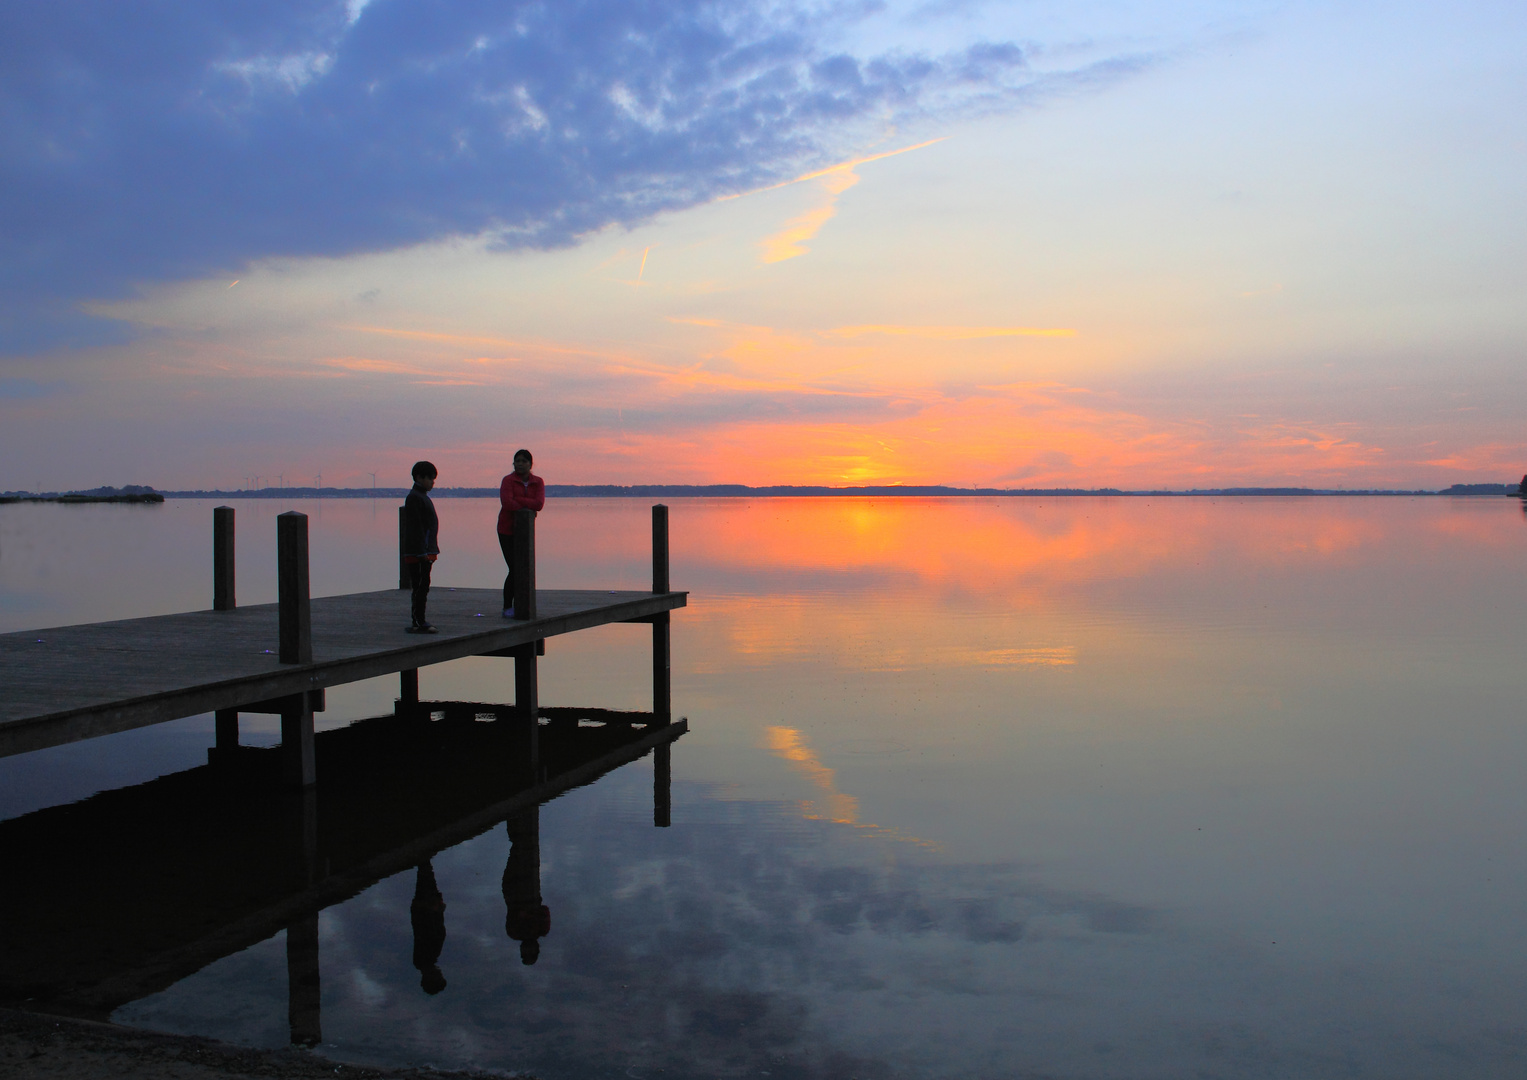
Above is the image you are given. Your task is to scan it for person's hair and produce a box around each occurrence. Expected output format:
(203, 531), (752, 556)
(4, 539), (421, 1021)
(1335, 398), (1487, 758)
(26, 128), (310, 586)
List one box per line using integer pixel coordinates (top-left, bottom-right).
(514, 449), (533, 465)
(411, 460), (438, 481)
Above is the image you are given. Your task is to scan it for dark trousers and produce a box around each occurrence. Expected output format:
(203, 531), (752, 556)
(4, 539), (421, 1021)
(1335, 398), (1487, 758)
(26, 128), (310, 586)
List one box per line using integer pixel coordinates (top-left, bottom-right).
(498, 532), (515, 611)
(408, 559), (432, 626)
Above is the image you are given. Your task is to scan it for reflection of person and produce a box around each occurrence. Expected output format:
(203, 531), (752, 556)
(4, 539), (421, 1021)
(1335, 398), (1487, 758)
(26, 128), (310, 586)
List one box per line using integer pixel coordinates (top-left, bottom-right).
(410, 861), (448, 995)
(402, 461), (440, 634)
(502, 808), (551, 965)
(498, 449), (545, 619)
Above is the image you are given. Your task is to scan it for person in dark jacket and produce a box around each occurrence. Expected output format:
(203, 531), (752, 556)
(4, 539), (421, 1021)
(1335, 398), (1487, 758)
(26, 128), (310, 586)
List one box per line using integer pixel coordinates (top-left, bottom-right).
(498, 449), (545, 618)
(402, 461), (440, 633)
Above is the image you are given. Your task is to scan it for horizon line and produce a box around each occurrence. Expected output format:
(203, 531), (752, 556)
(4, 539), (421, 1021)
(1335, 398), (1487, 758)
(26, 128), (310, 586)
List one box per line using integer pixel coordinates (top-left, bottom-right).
(13, 482), (1519, 499)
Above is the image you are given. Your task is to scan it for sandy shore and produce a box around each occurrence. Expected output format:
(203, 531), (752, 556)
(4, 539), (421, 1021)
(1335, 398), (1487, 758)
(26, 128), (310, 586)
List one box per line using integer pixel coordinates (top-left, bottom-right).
(0, 1009), (520, 1080)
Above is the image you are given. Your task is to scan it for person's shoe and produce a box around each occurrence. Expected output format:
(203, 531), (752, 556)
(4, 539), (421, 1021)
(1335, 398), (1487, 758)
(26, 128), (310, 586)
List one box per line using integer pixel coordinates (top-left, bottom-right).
(406, 622), (438, 634)
(502, 607), (515, 619)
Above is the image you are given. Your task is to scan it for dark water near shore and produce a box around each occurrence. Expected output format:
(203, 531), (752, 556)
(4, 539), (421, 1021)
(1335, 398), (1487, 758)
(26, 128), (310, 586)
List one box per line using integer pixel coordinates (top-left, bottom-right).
(3, 496), (1526, 1078)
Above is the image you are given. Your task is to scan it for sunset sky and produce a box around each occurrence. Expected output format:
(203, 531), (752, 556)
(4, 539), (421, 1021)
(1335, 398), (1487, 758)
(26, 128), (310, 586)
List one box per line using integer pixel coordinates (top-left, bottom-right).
(2, 0), (1524, 491)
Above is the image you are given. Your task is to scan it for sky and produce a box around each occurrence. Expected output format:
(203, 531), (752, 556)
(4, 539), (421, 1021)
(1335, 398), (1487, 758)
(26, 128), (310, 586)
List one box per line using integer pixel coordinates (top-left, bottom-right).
(2, 0), (1524, 491)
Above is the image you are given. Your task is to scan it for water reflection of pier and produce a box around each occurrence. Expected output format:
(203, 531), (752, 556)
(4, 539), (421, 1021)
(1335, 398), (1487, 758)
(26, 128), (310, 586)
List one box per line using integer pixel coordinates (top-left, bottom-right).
(0, 701), (685, 1044)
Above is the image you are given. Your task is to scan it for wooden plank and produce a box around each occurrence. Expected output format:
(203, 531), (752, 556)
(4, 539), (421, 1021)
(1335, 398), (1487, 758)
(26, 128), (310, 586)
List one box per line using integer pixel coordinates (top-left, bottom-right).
(0, 588), (686, 757)
(238, 689), (325, 714)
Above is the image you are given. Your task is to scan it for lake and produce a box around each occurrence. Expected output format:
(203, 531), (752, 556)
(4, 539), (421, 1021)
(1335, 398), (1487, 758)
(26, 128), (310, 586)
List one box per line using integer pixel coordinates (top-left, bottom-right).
(2, 495), (1525, 1078)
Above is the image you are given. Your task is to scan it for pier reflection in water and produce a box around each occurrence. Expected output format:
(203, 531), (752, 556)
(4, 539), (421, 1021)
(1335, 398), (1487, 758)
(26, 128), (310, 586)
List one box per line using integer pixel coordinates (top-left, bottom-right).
(0, 698), (682, 1048)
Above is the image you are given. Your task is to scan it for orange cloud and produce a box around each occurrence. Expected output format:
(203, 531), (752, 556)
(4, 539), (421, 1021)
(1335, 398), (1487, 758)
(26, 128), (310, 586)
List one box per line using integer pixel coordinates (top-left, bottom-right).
(133, 306), (1504, 491)
(1422, 444), (1527, 472)
(753, 138), (947, 263)
(760, 168), (861, 263)
(533, 381), (1403, 490)
(719, 138), (947, 203)
(828, 325), (1077, 340)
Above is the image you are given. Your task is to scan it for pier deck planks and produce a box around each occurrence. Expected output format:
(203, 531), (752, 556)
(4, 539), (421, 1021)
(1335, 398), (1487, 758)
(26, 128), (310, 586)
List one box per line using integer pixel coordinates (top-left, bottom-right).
(0, 587), (686, 757)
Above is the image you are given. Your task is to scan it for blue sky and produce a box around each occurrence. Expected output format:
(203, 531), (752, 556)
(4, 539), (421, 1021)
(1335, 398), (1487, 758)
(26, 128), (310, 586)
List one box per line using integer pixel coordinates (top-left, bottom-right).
(3, 1), (1525, 489)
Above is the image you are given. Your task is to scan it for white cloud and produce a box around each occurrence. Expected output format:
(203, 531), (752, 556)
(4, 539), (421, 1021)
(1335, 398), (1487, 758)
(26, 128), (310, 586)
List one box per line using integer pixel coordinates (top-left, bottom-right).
(216, 51), (335, 93)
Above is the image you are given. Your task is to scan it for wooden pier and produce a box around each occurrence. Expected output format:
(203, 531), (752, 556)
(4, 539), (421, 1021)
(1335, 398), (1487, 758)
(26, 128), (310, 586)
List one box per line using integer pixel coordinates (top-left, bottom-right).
(0, 504), (685, 784)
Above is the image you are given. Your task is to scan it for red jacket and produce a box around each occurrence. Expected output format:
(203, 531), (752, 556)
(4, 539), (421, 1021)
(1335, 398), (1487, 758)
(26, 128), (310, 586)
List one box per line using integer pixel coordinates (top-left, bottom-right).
(498, 472), (545, 534)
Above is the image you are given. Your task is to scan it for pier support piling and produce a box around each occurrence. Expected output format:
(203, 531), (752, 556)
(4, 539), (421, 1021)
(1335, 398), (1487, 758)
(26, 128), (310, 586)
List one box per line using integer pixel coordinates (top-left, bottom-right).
(512, 509), (537, 620)
(277, 513), (312, 665)
(654, 741), (671, 827)
(214, 708), (239, 753)
(213, 506), (235, 611)
(280, 694), (316, 788)
(514, 642), (539, 767)
(652, 503), (669, 594)
(652, 504), (671, 726)
(399, 668), (419, 713)
(286, 912), (321, 1047)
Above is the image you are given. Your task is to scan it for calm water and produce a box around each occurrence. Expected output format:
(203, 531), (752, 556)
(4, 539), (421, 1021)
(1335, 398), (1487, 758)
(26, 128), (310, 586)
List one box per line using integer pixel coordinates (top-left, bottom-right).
(3, 496), (1526, 1078)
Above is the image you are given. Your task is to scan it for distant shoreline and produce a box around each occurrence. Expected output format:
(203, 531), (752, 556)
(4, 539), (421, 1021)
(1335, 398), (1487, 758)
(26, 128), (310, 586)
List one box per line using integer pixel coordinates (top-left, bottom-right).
(152, 481), (1525, 498)
(0, 492), (165, 505)
(6, 483), (1518, 501)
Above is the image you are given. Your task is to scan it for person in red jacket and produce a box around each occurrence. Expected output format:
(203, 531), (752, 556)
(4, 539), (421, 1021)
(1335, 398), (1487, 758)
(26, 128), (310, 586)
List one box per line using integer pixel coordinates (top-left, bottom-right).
(498, 448), (545, 617)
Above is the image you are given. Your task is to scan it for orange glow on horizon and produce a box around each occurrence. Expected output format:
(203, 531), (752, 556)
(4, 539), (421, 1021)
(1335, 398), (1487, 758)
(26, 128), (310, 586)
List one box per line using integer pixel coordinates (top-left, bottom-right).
(137, 308), (1512, 492)
(828, 325), (1077, 339)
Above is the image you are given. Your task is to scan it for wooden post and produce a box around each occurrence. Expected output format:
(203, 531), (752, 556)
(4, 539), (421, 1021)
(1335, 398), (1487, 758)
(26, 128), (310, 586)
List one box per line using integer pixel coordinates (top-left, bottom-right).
(654, 741), (671, 828)
(286, 912), (321, 1047)
(512, 508), (536, 620)
(214, 708), (239, 753)
(652, 504), (671, 725)
(278, 512), (312, 665)
(397, 505), (408, 590)
(280, 694), (317, 788)
(399, 668), (419, 712)
(652, 613), (671, 726)
(296, 786), (320, 880)
(213, 506), (235, 611)
(514, 642), (539, 766)
(652, 504), (669, 594)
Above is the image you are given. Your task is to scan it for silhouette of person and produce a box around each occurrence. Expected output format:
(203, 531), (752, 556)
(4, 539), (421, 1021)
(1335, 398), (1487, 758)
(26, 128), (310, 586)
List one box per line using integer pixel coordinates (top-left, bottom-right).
(410, 860), (448, 994)
(497, 449), (545, 618)
(502, 807), (551, 965)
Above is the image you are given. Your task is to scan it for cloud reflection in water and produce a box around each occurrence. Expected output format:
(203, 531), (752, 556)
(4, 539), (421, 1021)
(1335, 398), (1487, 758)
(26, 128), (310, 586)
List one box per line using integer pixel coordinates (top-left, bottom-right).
(118, 768), (1165, 1079)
